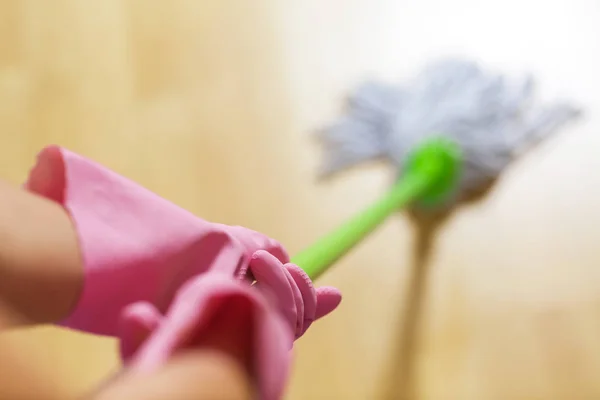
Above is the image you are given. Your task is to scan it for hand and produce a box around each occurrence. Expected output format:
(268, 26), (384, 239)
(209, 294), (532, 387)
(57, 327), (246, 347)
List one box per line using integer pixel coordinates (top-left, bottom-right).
(25, 146), (289, 336)
(90, 285), (259, 400)
(118, 274), (293, 400)
(118, 251), (342, 400)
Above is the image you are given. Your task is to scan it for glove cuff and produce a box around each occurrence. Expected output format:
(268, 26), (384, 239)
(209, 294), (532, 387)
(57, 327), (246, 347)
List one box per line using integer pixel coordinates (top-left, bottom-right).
(25, 146), (246, 336)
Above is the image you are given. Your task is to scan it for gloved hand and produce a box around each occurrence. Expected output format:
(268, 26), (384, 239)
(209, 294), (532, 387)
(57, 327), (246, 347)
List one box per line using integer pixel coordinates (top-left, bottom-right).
(118, 251), (342, 400)
(24, 146), (289, 336)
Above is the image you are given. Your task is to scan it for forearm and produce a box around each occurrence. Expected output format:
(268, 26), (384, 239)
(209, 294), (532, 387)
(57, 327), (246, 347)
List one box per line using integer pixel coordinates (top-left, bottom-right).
(0, 179), (83, 328)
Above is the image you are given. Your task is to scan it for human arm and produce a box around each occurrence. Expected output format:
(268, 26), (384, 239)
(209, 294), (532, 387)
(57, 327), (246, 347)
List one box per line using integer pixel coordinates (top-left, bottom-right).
(0, 179), (82, 328)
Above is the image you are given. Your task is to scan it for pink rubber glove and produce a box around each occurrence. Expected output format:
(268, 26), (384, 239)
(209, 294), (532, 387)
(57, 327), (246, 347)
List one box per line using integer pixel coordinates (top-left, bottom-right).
(248, 251), (342, 339)
(24, 146), (289, 336)
(118, 251), (342, 400)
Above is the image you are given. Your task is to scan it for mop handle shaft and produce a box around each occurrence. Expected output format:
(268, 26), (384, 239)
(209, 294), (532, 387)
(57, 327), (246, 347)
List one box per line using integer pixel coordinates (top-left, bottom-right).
(291, 172), (431, 280)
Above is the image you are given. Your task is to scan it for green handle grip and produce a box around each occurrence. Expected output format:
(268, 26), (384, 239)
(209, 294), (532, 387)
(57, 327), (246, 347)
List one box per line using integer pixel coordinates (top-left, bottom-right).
(290, 137), (461, 280)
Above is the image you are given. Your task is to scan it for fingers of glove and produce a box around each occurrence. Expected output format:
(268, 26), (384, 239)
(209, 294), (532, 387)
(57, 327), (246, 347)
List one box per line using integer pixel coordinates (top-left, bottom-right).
(119, 302), (163, 361)
(281, 266), (304, 337)
(248, 250), (296, 331)
(314, 286), (342, 320)
(284, 264), (316, 337)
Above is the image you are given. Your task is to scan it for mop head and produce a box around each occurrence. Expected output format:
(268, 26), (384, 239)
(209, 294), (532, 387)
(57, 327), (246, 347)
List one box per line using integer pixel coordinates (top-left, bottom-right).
(318, 58), (582, 207)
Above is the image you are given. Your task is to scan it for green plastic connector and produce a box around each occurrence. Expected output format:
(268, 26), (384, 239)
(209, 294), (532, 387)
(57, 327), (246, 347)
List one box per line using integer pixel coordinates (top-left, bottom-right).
(403, 136), (462, 207)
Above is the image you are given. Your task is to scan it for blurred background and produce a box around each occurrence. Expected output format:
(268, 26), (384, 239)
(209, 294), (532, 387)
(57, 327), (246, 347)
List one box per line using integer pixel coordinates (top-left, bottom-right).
(0, 0), (599, 399)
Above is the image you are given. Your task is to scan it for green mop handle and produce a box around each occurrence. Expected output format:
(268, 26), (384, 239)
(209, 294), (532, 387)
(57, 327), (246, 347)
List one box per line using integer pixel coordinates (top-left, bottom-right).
(291, 173), (430, 279)
(290, 137), (460, 280)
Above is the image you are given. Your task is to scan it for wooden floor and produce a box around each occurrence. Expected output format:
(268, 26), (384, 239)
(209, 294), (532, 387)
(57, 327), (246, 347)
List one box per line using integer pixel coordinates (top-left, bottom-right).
(1, 1), (599, 399)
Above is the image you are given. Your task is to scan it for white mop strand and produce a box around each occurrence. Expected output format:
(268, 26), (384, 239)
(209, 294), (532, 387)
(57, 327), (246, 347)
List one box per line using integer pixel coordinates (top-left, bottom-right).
(318, 58), (582, 204)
